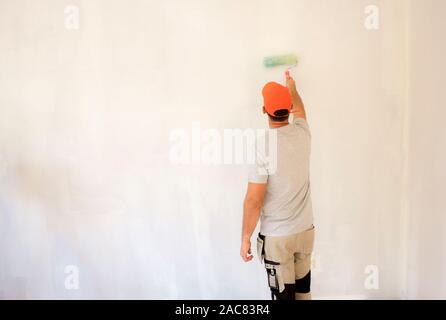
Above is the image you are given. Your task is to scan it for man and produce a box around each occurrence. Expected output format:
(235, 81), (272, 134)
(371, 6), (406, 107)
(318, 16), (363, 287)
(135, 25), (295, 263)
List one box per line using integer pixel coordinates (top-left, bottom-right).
(240, 73), (315, 300)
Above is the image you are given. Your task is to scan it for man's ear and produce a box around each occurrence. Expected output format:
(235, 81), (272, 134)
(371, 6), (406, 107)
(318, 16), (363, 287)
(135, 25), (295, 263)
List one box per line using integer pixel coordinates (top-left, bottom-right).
(262, 106), (266, 114)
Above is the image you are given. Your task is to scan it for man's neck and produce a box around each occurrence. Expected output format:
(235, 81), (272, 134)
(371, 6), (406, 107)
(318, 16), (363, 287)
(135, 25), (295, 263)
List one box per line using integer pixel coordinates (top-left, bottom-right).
(269, 120), (289, 129)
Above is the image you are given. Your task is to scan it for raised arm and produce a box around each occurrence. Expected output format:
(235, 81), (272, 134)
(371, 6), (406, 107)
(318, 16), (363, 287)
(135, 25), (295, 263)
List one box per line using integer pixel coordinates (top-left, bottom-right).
(286, 73), (307, 120)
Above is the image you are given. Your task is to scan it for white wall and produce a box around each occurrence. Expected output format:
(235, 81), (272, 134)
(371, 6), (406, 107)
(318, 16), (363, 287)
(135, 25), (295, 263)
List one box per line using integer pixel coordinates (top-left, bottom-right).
(406, 0), (446, 300)
(0, 0), (409, 299)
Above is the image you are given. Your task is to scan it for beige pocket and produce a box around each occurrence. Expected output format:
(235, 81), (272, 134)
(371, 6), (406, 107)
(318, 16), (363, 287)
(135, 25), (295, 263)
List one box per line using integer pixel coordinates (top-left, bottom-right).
(303, 226), (315, 254)
(256, 236), (265, 263)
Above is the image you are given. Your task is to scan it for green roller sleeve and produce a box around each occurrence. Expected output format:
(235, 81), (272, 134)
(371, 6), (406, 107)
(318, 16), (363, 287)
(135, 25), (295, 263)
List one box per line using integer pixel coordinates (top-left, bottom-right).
(263, 54), (298, 68)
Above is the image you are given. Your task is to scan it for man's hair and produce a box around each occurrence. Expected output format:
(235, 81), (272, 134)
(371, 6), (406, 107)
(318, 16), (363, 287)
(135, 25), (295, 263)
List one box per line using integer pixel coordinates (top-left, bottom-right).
(268, 109), (290, 122)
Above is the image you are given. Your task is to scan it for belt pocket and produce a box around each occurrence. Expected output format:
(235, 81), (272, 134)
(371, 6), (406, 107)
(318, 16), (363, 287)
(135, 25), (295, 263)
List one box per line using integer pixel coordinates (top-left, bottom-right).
(264, 260), (285, 293)
(256, 236), (265, 263)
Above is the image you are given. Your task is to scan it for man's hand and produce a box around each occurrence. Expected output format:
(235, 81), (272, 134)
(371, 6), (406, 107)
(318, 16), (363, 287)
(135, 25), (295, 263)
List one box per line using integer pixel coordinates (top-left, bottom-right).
(240, 238), (253, 262)
(286, 73), (297, 93)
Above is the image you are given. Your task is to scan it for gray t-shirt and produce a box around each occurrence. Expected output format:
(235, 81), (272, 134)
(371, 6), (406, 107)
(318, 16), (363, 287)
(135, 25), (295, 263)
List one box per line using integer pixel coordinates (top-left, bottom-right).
(249, 118), (314, 237)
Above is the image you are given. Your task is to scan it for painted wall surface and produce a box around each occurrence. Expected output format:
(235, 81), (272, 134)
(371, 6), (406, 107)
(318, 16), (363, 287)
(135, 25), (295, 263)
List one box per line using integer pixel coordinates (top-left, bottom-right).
(406, 0), (446, 300)
(0, 0), (408, 299)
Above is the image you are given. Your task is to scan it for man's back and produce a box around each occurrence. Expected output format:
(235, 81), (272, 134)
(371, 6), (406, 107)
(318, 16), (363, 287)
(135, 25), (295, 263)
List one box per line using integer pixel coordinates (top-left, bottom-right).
(249, 118), (313, 237)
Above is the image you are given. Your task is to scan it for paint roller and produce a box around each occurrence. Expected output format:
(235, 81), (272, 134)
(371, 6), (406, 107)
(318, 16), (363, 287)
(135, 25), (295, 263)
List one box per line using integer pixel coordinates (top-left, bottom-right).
(263, 54), (299, 78)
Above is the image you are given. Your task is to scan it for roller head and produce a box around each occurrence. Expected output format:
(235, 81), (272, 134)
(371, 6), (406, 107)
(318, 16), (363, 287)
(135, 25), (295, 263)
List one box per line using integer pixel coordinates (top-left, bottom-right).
(263, 54), (298, 68)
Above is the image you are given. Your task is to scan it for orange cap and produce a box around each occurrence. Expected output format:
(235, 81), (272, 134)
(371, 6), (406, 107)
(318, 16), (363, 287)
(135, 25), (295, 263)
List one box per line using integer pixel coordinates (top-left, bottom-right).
(262, 82), (292, 116)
